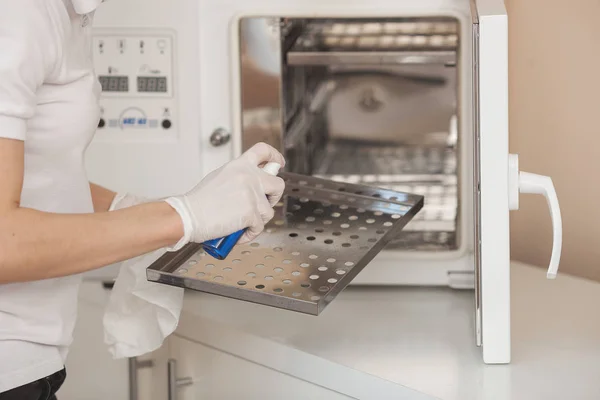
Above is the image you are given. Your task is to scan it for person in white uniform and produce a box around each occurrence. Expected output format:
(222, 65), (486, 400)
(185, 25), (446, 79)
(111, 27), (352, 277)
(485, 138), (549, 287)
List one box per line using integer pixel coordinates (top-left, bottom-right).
(0, 0), (286, 398)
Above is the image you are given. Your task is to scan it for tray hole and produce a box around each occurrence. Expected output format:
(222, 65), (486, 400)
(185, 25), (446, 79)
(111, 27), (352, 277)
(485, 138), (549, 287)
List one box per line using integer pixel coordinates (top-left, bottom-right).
(376, 230), (385, 234)
(291, 205), (301, 211)
(322, 201), (331, 207)
(332, 231), (342, 236)
(318, 266), (328, 271)
(350, 235), (359, 239)
(264, 255), (274, 261)
(292, 271), (301, 276)
(307, 236), (316, 241)
(357, 208), (366, 213)
(345, 262), (355, 267)
(315, 228), (325, 233)
(246, 272), (256, 278)
(309, 274), (319, 280)
(374, 211), (383, 216)
(324, 239), (334, 244)
(340, 204), (349, 210)
(205, 264), (215, 269)
(282, 279), (292, 285)
(306, 216), (316, 222)
(296, 224), (307, 229)
(292, 292), (302, 297)
(328, 278), (338, 283)
(187, 260), (197, 266)
(255, 264), (265, 269)
(341, 223), (350, 229)
(275, 220), (284, 226)
(291, 251), (300, 256)
(342, 243), (351, 248)
(177, 268), (188, 275)
(392, 214), (401, 219)
(314, 208), (324, 214)
(292, 188), (300, 192)
(366, 219), (375, 224)
(323, 220), (333, 225)
(310, 295), (321, 301)
(232, 259), (241, 264)
(349, 215), (358, 221)
(300, 197), (309, 203)
(289, 233), (298, 238)
(282, 259), (292, 264)
(214, 276), (223, 282)
(274, 267), (284, 273)
(196, 272), (206, 277)
(331, 212), (341, 218)
(336, 269), (347, 275)
(327, 258), (336, 263)
(348, 198), (356, 203)
(309, 254), (318, 259)
(237, 280), (247, 286)
(273, 247), (283, 252)
(330, 194), (340, 200)
(358, 226), (368, 231)
(241, 251), (251, 255)
(368, 238), (377, 243)
(250, 243), (260, 247)
(301, 283), (311, 288)
(223, 267), (232, 272)
(383, 222), (393, 227)
(255, 284), (265, 289)
(265, 276), (274, 281)
(273, 288), (283, 293)
(300, 263), (310, 268)
(319, 286), (329, 292)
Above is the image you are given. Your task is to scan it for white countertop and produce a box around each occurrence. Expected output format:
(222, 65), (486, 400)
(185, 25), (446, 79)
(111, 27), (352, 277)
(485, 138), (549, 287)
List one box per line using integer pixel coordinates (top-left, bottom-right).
(176, 262), (600, 400)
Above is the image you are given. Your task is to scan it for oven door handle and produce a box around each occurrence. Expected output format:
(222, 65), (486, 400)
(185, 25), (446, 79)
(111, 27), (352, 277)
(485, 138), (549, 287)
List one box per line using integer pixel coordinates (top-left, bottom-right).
(508, 154), (563, 279)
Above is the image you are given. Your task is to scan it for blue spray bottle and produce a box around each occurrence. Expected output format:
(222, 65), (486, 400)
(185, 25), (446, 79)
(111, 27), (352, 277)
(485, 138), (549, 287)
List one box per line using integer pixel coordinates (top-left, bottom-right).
(202, 161), (282, 260)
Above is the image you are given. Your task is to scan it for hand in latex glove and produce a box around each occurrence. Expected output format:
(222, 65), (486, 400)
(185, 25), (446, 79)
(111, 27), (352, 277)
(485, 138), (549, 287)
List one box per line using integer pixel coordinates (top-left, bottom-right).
(165, 143), (285, 250)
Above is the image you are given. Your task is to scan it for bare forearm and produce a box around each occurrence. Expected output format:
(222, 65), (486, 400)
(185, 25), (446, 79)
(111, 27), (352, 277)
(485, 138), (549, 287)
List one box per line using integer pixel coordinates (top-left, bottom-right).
(89, 182), (116, 212)
(0, 202), (182, 283)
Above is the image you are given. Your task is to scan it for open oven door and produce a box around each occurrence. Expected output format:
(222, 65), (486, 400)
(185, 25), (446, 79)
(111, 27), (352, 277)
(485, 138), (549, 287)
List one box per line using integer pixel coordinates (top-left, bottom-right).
(473, 0), (563, 364)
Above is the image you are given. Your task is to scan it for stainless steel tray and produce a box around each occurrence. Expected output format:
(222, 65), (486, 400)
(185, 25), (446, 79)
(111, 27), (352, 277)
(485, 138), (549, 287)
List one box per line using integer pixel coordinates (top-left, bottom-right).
(146, 172), (423, 315)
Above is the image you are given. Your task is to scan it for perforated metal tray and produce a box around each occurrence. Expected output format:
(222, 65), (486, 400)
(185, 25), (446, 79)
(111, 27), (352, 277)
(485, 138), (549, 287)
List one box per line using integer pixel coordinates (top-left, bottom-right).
(146, 172), (423, 315)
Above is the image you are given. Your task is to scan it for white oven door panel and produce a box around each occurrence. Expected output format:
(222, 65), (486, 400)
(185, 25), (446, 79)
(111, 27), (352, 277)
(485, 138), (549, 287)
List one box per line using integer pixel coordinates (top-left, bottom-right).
(475, 0), (562, 364)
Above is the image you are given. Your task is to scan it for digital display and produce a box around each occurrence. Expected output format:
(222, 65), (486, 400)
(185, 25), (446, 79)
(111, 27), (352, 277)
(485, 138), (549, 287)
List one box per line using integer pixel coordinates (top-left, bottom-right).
(98, 75), (129, 92)
(137, 76), (167, 93)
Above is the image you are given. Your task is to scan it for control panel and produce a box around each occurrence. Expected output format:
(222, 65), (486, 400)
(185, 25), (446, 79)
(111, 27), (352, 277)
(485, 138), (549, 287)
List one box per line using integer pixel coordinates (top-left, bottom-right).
(92, 29), (176, 138)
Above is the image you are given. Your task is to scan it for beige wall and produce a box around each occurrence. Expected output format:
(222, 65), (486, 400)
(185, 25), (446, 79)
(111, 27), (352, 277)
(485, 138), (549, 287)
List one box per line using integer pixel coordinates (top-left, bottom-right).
(506, 0), (600, 281)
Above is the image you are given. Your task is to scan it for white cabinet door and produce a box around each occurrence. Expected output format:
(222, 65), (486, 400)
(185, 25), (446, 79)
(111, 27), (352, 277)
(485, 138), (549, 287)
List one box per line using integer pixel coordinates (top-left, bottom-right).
(170, 335), (351, 400)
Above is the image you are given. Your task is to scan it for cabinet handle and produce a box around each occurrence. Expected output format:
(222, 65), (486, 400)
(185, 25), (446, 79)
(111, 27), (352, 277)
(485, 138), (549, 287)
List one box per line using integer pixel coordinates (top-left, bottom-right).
(168, 359), (193, 400)
(128, 357), (154, 400)
(210, 128), (231, 147)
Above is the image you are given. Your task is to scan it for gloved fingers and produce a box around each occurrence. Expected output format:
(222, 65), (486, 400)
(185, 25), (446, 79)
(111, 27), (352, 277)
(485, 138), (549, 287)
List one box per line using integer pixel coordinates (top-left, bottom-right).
(257, 196), (275, 224)
(241, 142), (285, 167)
(237, 213), (265, 244)
(260, 175), (285, 206)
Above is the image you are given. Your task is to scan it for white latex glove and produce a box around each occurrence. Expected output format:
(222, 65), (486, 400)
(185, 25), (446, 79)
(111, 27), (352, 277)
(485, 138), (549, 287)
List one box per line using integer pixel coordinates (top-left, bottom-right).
(165, 142), (285, 251)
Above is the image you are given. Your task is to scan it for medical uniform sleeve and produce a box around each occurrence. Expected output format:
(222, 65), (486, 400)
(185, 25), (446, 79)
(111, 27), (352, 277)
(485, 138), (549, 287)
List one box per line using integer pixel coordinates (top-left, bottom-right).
(0, 1), (56, 141)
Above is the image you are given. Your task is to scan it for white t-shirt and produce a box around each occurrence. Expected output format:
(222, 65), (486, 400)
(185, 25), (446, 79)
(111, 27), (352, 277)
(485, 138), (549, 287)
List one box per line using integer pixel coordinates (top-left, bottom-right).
(0, 0), (104, 392)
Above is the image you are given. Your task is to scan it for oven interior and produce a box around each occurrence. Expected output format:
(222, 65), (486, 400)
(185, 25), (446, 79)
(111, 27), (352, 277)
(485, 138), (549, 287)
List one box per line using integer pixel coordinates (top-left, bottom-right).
(239, 16), (460, 253)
